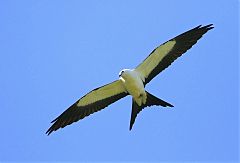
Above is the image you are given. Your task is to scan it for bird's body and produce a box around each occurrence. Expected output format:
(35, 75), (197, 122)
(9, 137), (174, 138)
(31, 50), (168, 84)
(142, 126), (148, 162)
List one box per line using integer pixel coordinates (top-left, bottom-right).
(46, 24), (214, 135)
(119, 69), (146, 106)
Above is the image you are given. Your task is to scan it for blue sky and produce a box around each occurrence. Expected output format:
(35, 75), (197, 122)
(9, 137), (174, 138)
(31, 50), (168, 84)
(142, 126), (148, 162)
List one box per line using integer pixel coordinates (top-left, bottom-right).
(0, 0), (238, 162)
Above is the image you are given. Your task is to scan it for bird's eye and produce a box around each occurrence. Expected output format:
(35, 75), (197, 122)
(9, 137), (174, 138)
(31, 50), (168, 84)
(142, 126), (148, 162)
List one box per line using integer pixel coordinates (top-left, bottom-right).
(119, 70), (124, 77)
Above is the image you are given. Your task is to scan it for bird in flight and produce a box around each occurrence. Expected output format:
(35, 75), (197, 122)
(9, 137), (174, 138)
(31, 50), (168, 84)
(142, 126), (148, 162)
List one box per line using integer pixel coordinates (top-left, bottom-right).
(46, 24), (214, 135)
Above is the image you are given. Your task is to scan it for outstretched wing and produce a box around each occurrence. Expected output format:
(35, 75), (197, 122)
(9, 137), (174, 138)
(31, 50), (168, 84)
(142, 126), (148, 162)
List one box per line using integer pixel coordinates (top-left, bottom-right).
(46, 80), (128, 135)
(135, 24), (214, 85)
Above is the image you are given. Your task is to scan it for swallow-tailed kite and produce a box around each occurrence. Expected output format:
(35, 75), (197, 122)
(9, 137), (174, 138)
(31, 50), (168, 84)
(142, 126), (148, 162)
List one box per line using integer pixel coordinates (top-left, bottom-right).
(46, 24), (214, 135)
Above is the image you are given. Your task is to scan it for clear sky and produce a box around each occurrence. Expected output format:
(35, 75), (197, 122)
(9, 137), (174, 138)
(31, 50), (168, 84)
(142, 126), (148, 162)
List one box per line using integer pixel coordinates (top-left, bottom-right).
(0, 0), (238, 162)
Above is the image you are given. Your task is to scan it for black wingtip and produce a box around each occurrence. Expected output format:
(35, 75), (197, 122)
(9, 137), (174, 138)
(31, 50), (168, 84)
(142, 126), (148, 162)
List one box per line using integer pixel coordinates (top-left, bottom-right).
(201, 24), (214, 30)
(129, 126), (133, 131)
(46, 131), (51, 136)
(194, 24), (214, 32)
(45, 117), (59, 136)
(46, 127), (54, 136)
(46, 117), (61, 136)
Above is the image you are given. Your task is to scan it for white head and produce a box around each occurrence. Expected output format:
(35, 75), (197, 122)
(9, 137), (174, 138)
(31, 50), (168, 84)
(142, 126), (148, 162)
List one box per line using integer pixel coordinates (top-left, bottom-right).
(118, 69), (131, 77)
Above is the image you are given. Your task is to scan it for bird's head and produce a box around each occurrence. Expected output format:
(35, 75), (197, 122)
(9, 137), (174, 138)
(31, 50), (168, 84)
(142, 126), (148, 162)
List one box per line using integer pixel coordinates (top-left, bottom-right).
(118, 70), (125, 77)
(118, 69), (130, 77)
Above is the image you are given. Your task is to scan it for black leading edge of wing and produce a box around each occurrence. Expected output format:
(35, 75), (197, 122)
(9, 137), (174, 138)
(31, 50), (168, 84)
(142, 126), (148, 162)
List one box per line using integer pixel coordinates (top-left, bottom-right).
(144, 24), (214, 85)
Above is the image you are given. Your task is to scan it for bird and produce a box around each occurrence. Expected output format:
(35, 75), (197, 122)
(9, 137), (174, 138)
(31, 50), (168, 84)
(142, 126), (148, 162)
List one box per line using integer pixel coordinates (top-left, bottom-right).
(46, 24), (214, 135)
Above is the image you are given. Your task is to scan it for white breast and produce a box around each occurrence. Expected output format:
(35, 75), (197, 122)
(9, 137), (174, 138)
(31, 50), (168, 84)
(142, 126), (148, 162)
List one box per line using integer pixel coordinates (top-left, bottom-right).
(119, 69), (147, 106)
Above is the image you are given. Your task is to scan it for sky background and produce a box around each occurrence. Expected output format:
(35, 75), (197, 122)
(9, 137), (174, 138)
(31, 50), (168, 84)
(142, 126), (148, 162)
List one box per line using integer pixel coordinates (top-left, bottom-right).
(0, 0), (239, 162)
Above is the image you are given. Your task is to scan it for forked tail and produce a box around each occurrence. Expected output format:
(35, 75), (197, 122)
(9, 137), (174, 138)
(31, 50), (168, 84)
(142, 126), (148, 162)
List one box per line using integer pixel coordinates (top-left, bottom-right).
(129, 91), (173, 130)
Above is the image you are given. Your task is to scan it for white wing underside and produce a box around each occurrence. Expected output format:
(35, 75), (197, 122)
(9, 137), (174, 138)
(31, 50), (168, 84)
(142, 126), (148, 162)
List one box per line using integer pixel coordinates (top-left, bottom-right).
(77, 80), (126, 106)
(135, 40), (176, 80)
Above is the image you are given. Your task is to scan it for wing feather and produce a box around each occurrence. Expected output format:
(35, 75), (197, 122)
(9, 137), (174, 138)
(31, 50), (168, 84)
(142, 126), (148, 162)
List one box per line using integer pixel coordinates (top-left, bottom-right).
(46, 80), (128, 135)
(136, 24), (214, 85)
